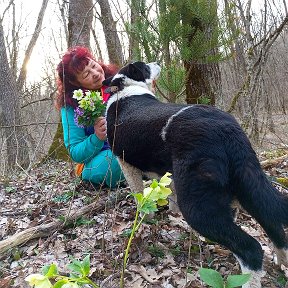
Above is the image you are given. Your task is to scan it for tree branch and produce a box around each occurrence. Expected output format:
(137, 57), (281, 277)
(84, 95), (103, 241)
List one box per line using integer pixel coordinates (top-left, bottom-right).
(0, 189), (128, 255)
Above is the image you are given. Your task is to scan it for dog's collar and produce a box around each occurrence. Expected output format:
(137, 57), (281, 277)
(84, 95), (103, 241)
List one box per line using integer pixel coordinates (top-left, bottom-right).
(104, 86), (119, 94)
(102, 85), (118, 103)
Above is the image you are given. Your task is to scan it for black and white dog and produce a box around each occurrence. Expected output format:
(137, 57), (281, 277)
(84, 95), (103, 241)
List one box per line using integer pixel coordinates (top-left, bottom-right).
(103, 62), (288, 287)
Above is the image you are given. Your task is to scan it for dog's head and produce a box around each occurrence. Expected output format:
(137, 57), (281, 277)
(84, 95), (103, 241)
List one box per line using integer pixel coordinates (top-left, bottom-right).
(103, 61), (161, 94)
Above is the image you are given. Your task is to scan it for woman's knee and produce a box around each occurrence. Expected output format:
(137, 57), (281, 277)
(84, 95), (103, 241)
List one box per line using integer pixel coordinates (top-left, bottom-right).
(82, 153), (124, 188)
(105, 157), (125, 187)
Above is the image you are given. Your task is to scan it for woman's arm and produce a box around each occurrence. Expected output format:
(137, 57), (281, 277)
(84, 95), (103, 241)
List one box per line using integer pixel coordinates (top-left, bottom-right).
(61, 106), (104, 163)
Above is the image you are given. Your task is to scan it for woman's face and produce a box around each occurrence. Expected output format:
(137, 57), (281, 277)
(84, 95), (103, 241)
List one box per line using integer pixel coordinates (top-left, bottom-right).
(74, 59), (105, 90)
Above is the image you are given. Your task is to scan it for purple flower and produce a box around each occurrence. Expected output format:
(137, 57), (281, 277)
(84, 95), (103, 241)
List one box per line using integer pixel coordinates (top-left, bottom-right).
(74, 107), (85, 128)
(75, 107), (84, 116)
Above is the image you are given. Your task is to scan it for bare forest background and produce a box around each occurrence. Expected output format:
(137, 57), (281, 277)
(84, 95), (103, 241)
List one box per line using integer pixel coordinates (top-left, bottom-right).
(0, 0), (288, 176)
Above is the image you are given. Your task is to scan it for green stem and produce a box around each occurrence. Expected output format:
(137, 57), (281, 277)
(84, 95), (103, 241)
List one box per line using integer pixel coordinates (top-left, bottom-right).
(135, 213), (146, 232)
(83, 276), (99, 288)
(53, 275), (99, 288)
(120, 208), (143, 288)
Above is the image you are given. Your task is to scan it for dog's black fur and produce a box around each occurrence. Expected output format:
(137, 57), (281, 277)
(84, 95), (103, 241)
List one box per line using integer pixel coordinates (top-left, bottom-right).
(104, 62), (288, 287)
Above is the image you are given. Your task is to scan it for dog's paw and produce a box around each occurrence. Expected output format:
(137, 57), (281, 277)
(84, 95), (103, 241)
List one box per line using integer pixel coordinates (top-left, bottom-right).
(236, 257), (264, 288)
(242, 270), (264, 288)
(168, 194), (181, 214)
(169, 200), (180, 214)
(275, 247), (288, 266)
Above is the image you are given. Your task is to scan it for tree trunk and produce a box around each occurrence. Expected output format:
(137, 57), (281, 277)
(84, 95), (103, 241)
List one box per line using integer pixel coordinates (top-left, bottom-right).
(98, 0), (124, 66)
(183, 0), (221, 105)
(68, 0), (93, 47)
(47, 121), (70, 161)
(128, 0), (141, 61)
(185, 62), (220, 105)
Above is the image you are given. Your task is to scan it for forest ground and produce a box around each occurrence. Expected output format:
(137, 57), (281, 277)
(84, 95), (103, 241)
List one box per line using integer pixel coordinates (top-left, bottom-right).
(0, 117), (288, 288)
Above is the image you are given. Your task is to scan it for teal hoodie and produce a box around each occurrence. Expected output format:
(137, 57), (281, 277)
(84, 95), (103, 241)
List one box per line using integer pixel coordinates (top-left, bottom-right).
(61, 106), (124, 188)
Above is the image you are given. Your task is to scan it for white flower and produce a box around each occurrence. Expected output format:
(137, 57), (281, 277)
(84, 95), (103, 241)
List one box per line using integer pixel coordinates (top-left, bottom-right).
(85, 90), (92, 97)
(25, 274), (52, 288)
(73, 89), (84, 100)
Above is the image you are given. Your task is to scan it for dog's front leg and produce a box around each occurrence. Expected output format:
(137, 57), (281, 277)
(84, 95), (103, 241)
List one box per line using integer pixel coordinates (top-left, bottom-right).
(117, 158), (143, 193)
(236, 257), (264, 288)
(168, 182), (180, 214)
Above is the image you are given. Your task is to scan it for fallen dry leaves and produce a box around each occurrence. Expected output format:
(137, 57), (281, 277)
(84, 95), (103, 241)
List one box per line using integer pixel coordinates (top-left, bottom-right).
(0, 152), (287, 288)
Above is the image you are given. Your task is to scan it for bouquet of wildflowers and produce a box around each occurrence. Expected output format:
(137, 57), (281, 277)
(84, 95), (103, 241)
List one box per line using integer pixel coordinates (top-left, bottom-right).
(73, 89), (106, 128)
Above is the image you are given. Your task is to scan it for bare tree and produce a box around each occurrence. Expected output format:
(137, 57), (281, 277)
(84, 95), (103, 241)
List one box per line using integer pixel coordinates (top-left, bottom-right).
(226, 0), (288, 141)
(0, 0), (49, 172)
(0, 21), (29, 171)
(97, 0), (124, 66)
(17, 0), (49, 91)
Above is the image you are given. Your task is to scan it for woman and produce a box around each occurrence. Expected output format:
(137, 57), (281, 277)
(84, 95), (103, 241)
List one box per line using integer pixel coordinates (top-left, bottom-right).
(55, 46), (124, 188)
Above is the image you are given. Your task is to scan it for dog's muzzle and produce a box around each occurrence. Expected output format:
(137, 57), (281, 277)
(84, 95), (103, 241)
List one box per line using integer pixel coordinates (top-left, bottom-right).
(147, 62), (161, 80)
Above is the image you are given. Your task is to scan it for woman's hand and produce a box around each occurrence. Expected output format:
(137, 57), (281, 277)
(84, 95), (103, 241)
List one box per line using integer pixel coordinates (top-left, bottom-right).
(94, 117), (107, 141)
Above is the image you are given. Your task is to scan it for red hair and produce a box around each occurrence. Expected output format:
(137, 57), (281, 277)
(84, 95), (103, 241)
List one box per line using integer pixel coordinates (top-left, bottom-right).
(55, 46), (119, 110)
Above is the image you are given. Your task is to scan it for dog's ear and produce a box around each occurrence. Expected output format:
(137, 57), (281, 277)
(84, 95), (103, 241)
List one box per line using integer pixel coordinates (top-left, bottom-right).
(127, 63), (146, 81)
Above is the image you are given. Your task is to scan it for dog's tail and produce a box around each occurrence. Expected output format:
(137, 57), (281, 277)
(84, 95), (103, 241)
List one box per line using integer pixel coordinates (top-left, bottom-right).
(235, 163), (288, 226)
(226, 132), (288, 248)
(226, 130), (288, 227)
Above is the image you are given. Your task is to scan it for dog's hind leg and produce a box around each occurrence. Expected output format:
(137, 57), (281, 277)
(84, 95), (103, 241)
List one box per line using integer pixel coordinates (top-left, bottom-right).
(233, 160), (288, 267)
(172, 159), (264, 288)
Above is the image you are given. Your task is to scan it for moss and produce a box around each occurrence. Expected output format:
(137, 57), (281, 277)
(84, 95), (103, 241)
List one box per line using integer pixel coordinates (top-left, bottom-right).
(47, 122), (70, 161)
(276, 178), (288, 188)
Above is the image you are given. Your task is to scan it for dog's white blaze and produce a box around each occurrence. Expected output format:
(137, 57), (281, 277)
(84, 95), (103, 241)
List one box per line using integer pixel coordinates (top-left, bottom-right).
(105, 85), (155, 114)
(235, 256), (264, 288)
(161, 106), (192, 141)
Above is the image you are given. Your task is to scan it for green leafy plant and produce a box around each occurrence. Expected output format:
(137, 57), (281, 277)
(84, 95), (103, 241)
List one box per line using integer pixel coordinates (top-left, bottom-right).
(148, 244), (165, 258)
(4, 186), (17, 193)
(170, 245), (182, 257)
(199, 268), (251, 288)
(120, 172), (173, 288)
(57, 216), (95, 229)
(25, 255), (98, 288)
(197, 95), (211, 105)
(52, 191), (74, 203)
